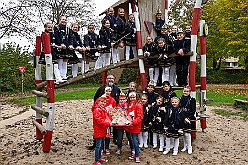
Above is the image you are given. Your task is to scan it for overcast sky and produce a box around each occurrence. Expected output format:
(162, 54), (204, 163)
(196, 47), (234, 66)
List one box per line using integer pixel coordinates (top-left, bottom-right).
(95, 0), (118, 15)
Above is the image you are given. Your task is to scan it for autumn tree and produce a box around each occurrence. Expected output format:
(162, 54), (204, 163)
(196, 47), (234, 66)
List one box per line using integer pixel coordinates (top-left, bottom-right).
(0, 0), (99, 41)
(168, 0), (195, 28)
(201, 0), (248, 70)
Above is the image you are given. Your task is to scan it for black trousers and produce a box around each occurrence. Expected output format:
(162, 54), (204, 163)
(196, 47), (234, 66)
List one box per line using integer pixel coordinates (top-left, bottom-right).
(176, 58), (190, 87)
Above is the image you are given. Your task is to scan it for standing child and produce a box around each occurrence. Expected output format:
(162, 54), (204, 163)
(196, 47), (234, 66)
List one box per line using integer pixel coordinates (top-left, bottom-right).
(113, 8), (126, 62)
(115, 93), (134, 155)
(150, 95), (165, 152)
(173, 30), (191, 87)
(84, 24), (99, 73)
(54, 16), (73, 80)
(38, 22), (66, 85)
(92, 94), (112, 165)
(138, 94), (152, 148)
(161, 81), (177, 150)
(145, 80), (159, 146)
(163, 97), (184, 156)
(156, 38), (175, 84)
(69, 23), (85, 78)
(125, 92), (143, 163)
(124, 14), (137, 60)
(125, 82), (137, 98)
(154, 8), (165, 36)
(96, 19), (115, 70)
(143, 36), (157, 84)
(100, 86), (116, 155)
(180, 86), (196, 155)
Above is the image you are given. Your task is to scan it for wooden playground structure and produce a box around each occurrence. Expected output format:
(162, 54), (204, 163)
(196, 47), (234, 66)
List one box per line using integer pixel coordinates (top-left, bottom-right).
(31, 0), (210, 153)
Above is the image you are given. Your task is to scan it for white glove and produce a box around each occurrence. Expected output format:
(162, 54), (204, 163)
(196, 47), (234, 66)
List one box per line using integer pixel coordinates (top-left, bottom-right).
(185, 118), (191, 124)
(133, 28), (137, 33)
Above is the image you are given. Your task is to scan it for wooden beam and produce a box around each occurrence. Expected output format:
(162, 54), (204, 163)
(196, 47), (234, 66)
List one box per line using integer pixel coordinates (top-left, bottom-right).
(55, 58), (139, 88)
(32, 120), (47, 135)
(31, 105), (49, 117)
(32, 90), (50, 98)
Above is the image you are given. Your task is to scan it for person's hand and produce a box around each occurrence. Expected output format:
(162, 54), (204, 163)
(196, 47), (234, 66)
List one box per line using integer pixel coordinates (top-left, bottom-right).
(86, 46), (90, 51)
(61, 44), (66, 49)
(184, 118), (191, 124)
(68, 45), (74, 50)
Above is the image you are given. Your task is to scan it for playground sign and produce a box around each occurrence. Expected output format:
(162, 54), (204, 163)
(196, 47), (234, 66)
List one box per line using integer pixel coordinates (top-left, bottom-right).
(18, 66), (27, 98)
(18, 66), (27, 74)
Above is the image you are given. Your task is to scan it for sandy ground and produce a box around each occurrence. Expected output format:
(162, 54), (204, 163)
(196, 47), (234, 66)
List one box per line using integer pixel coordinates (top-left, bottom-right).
(0, 99), (248, 165)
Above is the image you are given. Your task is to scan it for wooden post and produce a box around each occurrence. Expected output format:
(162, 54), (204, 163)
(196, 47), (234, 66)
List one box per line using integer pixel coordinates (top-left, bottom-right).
(42, 32), (55, 153)
(32, 90), (50, 98)
(35, 36), (43, 140)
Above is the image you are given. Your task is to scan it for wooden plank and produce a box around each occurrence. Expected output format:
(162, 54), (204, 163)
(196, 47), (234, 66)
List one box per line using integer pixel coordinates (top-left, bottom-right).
(32, 120), (47, 135)
(234, 99), (248, 104)
(32, 90), (50, 98)
(31, 105), (49, 117)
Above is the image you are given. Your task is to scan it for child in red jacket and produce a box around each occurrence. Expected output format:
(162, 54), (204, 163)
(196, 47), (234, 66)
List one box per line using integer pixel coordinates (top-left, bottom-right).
(125, 92), (143, 163)
(101, 86), (116, 155)
(92, 94), (112, 165)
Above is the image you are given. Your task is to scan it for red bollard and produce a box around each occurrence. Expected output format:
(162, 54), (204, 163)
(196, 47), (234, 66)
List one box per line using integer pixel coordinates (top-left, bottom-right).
(200, 118), (207, 129)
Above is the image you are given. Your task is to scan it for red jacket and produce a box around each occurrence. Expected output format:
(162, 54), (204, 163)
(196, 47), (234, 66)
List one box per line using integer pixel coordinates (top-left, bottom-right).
(105, 95), (116, 110)
(125, 101), (143, 134)
(92, 103), (111, 139)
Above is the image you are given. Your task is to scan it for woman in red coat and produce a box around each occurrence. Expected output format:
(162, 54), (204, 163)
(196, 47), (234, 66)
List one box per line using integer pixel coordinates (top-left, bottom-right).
(125, 92), (143, 163)
(92, 94), (112, 165)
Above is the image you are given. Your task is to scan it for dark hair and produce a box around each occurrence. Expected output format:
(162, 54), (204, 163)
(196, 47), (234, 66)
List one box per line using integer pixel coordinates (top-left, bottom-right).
(162, 81), (171, 87)
(101, 19), (109, 26)
(44, 22), (53, 28)
(88, 24), (95, 28)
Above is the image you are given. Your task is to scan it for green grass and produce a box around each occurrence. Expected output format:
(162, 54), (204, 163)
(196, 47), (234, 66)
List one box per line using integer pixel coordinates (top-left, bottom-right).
(213, 109), (248, 121)
(174, 90), (246, 106)
(8, 89), (97, 106)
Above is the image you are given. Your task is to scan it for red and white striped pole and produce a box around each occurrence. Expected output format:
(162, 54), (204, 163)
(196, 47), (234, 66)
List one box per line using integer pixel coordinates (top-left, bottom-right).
(131, 2), (147, 91)
(189, 0), (202, 99)
(164, 0), (169, 24)
(35, 36), (43, 140)
(189, 0), (202, 139)
(199, 20), (207, 130)
(42, 32), (55, 152)
(200, 20), (207, 100)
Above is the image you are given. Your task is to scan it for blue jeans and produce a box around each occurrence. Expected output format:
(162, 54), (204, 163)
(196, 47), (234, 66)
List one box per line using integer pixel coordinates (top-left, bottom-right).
(131, 133), (140, 157)
(117, 129), (134, 151)
(95, 138), (103, 162)
(101, 137), (110, 150)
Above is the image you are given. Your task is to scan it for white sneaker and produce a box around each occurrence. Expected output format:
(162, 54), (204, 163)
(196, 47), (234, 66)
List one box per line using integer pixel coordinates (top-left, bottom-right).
(153, 145), (157, 149)
(62, 76), (68, 80)
(163, 150), (170, 155)
(159, 147), (163, 152)
(144, 144), (148, 148)
(172, 151), (178, 156)
(55, 78), (66, 85)
(181, 147), (187, 152)
(188, 146), (192, 154)
(139, 144), (143, 148)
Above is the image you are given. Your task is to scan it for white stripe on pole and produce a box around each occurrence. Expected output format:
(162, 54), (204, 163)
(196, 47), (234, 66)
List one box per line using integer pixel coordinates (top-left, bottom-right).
(45, 54), (54, 80)
(201, 55), (207, 77)
(46, 103), (55, 131)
